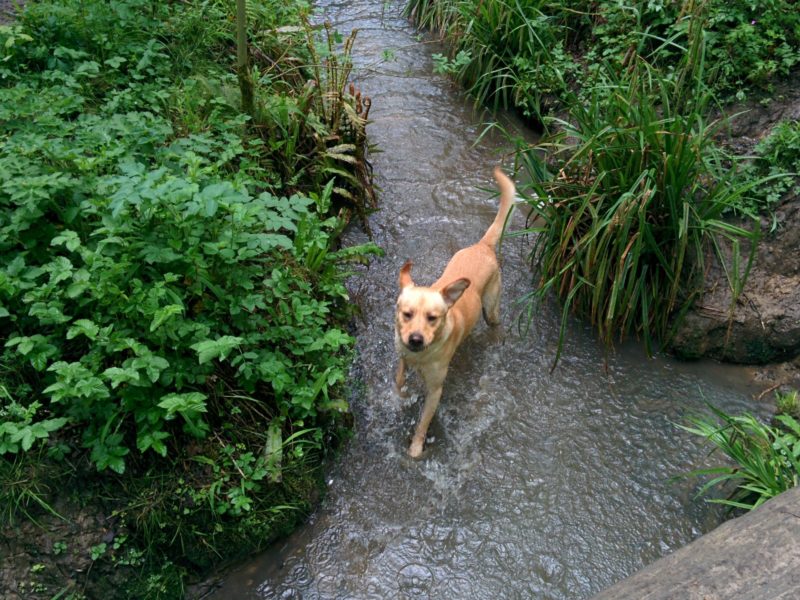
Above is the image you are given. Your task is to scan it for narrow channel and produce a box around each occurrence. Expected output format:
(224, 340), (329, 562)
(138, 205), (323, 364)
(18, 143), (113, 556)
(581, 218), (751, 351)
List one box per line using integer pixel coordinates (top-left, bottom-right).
(210, 1), (764, 597)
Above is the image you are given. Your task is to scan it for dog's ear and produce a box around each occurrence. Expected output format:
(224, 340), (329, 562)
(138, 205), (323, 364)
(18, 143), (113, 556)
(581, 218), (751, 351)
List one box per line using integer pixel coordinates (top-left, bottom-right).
(441, 278), (470, 307)
(399, 260), (415, 289)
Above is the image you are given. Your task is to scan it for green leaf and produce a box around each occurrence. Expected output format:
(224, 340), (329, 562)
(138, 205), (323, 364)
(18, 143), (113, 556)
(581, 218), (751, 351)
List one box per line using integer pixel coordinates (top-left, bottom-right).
(51, 230), (81, 252)
(102, 367), (141, 388)
(149, 304), (183, 332)
(158, 392), (208, 438)
(158, 392), (207, 419)
(137, 428), (169, 457)
(67, 319), (100, 341)
(6, 336), (34, 355)
(190, 336), (244, 364)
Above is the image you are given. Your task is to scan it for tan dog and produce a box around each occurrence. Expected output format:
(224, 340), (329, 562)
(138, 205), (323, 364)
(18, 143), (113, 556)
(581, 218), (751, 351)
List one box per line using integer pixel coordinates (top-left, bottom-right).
(394, 167), (515, 458)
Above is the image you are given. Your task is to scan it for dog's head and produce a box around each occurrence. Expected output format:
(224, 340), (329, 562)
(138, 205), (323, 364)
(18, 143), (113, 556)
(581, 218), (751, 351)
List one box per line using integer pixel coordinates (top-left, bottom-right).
(395, 260), (470, 353)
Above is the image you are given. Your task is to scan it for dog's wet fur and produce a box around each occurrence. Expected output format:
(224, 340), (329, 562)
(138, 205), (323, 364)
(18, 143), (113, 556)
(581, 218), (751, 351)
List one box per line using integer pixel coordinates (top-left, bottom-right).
(394, 167), (515, 457)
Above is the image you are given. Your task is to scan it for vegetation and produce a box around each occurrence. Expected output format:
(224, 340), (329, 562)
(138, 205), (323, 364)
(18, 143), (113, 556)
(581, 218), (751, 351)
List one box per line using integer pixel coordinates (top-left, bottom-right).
(407, 0), (800, 120)
(736, 119), (800, 215)
(518, 30), (761, 359)
(407, 0), (799, 360)
(681, 396), (800, 511)
(0, 0), (377, 596)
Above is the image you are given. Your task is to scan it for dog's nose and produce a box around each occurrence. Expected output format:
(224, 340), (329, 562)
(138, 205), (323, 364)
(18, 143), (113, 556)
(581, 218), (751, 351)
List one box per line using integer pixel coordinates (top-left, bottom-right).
(408, 333), (424, 351)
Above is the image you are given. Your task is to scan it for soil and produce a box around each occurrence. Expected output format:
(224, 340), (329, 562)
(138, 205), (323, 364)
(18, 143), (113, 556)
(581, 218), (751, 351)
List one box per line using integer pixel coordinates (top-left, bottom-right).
(669, 76), (800, 393)
(0, 467), (135, 600)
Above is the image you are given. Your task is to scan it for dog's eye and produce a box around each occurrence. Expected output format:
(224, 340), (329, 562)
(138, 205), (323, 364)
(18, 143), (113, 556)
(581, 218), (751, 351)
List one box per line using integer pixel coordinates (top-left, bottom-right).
(402, 311), (413, 320)
(427, 314), (438, 323)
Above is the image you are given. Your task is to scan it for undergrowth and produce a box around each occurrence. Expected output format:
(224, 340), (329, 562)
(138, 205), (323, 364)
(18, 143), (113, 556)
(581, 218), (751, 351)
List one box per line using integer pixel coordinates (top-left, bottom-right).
(0, 0), (379, 596)
(406, 0), (800, 121)
(681, 393), (800, 511)
(515, 15), (767, 363)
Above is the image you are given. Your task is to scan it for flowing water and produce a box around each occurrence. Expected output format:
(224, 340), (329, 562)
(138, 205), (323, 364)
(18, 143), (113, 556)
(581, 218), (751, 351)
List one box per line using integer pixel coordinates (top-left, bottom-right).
(210, 2), (765, 598)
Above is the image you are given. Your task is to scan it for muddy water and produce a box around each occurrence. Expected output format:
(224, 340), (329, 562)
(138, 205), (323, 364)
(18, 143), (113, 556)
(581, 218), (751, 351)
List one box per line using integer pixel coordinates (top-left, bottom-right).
(210, 2), (765, 598)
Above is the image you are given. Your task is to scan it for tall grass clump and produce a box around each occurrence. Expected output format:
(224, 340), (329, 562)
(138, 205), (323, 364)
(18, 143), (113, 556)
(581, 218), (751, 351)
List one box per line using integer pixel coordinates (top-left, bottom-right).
(518, 16), (761, 361)
(405, 0), (579, 121)
(681, 404), (800, 510)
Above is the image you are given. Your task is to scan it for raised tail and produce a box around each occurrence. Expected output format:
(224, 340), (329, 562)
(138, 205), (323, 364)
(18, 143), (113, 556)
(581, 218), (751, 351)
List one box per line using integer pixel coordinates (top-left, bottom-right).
(479, 167), (515, 247)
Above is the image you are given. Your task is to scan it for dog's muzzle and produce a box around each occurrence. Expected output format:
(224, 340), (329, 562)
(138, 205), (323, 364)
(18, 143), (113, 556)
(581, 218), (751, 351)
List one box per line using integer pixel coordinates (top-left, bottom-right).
(406, 333), (425, 352)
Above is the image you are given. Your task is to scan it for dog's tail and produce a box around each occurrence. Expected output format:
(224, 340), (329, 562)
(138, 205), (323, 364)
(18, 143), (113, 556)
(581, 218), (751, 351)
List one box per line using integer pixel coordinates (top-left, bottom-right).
(479, 167), (515, 248)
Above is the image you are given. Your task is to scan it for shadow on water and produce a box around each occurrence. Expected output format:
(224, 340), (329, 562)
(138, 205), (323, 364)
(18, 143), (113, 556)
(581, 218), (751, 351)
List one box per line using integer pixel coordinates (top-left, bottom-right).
(209, 2), (765, 598)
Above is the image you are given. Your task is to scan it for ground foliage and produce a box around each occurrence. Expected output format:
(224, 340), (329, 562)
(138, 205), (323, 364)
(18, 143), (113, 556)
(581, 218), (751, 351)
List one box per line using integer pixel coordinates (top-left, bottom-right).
(0, 0), (378, 596)
(681, 392), (800, 511)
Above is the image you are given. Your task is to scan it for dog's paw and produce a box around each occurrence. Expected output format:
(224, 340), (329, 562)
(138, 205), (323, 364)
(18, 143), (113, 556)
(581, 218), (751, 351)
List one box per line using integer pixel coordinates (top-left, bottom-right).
(408, 440), (425, 458)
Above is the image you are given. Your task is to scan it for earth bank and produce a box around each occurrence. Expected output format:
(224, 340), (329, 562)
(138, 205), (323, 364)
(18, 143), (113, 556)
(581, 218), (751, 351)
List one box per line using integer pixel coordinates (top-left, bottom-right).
(669, 78), (800, 391)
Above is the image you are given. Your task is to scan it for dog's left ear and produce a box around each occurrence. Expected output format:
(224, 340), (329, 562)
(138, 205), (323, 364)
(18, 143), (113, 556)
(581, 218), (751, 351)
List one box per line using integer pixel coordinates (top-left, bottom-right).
(399, 260), (415, 289)
(441, 278), (470, 307)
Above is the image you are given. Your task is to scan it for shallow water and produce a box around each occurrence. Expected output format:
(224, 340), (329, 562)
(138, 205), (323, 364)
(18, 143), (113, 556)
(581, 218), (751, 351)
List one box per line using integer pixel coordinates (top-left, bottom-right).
(210, 2), (765, 598)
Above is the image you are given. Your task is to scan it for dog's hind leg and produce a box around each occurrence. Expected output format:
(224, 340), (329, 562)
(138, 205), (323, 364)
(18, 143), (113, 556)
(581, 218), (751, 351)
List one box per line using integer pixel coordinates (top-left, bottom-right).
(481, 271), (502, 326)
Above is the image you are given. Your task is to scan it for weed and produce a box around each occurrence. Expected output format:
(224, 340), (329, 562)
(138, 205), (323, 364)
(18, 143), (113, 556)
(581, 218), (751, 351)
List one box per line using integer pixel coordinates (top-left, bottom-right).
(680, 404), (800, 510)
(735, 119), (800, 215)
(406, 1), (800, 118)
(776, 390), (800, 419)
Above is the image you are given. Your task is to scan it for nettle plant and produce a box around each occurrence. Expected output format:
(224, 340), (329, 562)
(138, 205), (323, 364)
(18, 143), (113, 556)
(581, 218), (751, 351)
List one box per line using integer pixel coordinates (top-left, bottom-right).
(0, 4), (377, 476)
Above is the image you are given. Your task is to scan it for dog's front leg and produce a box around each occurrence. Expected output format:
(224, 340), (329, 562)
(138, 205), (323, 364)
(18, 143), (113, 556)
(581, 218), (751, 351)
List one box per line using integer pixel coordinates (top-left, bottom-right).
(409, 385), (442, 458)
(395, 358), (408, 397)
(409, 366), (446, 458)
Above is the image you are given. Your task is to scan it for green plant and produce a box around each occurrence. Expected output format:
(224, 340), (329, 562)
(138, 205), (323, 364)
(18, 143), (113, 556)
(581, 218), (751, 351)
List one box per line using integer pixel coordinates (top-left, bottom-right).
(517, 20), (762, 361)
(776, 390), (800, 419)
(407, 0), (578, 120)
(405, 1), (800, 118)
(432, 49), (472, 75)
(90, 542), (108, 561)
(735, 119), (800, 215)
(53, 540), (68, 555)
(0, 0), (379, 593)
(0, 450), (64, 526)
(681, 405), (800, 510)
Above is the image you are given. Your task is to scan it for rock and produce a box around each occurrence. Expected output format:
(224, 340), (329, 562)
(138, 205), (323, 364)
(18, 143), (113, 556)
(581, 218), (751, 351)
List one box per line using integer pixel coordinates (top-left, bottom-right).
(592, 486), (800, 600)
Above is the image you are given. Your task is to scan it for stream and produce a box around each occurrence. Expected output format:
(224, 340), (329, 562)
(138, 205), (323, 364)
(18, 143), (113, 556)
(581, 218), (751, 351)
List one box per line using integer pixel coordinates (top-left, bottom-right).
(209, 1), (765, 598)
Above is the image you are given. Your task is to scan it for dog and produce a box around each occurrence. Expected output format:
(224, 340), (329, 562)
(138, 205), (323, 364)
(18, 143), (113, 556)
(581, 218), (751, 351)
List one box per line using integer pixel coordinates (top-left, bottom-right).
(394, 167), (515, 458)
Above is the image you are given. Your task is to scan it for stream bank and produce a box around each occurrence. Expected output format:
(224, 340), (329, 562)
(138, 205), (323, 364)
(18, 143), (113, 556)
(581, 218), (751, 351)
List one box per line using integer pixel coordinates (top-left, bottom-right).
(669, 78), (800, 391)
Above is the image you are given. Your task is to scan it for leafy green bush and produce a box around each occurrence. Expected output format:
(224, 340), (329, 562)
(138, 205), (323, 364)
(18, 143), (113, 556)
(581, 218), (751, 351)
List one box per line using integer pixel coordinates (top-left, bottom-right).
(0, 0), (378, 591)
(407, 0), (579, 119)
(681, 404), (800, 510)
(517, 18), (763, 360)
